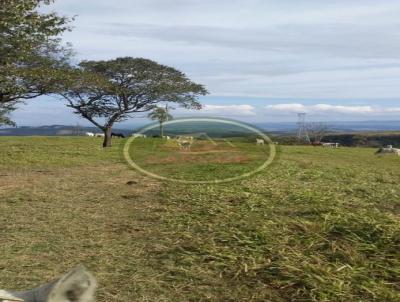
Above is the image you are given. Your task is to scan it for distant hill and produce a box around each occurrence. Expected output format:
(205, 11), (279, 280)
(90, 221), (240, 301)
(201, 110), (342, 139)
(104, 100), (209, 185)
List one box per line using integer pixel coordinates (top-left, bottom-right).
(0, 125), (132, 136)
(274, 132), (400, 148)
(1, 120), (400, 138)
(254, 120), (400, 133)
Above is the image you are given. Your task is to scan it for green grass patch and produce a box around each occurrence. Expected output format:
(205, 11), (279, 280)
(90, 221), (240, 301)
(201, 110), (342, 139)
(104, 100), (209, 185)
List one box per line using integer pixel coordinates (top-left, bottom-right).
(126, 137), (272, 182)
(0, 137), (399, 301)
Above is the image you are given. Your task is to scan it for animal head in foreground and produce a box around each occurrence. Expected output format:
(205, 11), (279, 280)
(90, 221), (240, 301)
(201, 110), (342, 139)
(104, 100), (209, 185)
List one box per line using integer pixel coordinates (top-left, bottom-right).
(0, 266), (96, 302)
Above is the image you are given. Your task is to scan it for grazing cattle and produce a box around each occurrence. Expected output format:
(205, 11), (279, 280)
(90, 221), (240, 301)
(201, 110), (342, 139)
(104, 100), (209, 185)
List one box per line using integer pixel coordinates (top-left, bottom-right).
(85, 132), (94, 137)
(94, 133), (105, 137)
(177, 136), (194, 151)
(322, 142), (340, 148)
(131, 133), (146, 138)
(111, 132), (125, 138)
(0, 266), (96, 302)
(165, 136), (171, 140)
(256, 139), (265, 145)
(376, 145), (400, 156)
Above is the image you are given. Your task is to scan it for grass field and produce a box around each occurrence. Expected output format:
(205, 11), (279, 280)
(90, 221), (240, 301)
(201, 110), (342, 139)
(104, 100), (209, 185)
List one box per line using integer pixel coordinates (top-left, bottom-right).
(0, 136), (399, 302)
(125, 137), (273, 183)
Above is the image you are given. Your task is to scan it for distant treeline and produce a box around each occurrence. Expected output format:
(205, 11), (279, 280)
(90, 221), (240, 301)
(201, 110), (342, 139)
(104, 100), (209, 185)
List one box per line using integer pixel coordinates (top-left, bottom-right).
(274, 132), (400, 147)
(1, 124), (399, 148)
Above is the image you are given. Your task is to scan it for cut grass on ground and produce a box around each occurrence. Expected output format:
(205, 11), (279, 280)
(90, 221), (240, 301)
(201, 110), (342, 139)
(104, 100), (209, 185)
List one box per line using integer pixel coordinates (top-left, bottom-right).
(0, 137), (399, 302)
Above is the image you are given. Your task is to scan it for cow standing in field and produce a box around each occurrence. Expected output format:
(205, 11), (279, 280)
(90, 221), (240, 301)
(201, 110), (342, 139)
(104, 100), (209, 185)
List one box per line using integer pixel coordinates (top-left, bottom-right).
(111, 132), (125, 138)
(0, 266), (96, 302)
(131, 133), (146, 138)
(177, 136), (194, 151)
(94, 133), (104, 137)
(376, 145), (400, 156)
(322, 142), (340, 148)
(256, 139), (265, 145)
(85, 132), (94, 137)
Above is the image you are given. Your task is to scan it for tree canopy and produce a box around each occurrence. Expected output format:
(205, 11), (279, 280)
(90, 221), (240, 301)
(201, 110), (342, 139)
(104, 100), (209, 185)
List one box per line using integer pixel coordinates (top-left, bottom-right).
(0, 103), (16, 127)
(61, 57), (208, 147)
(0, 0), (72, 105)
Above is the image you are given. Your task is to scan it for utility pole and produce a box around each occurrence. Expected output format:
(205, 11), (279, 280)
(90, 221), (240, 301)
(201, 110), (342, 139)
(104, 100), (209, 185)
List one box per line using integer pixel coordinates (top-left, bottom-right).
(73, 123), (83, 136)
(297, 113), (310, 143)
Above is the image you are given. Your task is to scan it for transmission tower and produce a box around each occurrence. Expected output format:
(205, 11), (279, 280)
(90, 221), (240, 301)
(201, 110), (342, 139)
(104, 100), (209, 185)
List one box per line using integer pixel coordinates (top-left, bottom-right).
(73, 123), (83, 136)
(297, 113), (310, 143)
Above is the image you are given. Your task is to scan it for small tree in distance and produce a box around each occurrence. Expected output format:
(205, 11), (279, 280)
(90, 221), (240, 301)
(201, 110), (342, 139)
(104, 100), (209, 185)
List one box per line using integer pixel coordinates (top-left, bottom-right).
(148, 106), (173, 137)
(60, 57), (208, 147)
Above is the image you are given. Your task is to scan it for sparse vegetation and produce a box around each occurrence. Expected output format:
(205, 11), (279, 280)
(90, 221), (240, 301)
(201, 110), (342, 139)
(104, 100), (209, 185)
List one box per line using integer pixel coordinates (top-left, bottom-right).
(0, 137), (399, 301)
(274, 131), (400, 148)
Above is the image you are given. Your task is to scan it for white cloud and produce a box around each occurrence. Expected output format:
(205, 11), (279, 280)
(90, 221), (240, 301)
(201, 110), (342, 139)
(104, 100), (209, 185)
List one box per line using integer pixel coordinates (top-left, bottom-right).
(203, 104), (256, 115)
(312, 104), (375, 114)
(18, 1), (400, 125)
(265, 103), (400, 115)
(265, 103), (306, 113)
(44, 0), (400, 100)
(177, 104), (256, 116)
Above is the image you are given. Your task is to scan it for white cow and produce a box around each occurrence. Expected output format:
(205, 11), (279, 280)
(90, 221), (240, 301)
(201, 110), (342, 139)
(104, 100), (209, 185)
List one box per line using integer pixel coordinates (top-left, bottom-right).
(95, 133), (105, 137)
(256, 139), (265, 145)
(0, 266), (96, 302)
(85, 132), (94, 137)
(177, 136), (194, 151)
(376, 145), (400, 156)
(131, 133), (147, 138)
(322, 142), (340, 148)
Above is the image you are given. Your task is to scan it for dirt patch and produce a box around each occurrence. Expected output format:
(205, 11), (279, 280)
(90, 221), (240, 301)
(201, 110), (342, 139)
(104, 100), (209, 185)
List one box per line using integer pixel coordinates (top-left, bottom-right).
(144, 152), (250, 164)
(160, 140), (238, 152)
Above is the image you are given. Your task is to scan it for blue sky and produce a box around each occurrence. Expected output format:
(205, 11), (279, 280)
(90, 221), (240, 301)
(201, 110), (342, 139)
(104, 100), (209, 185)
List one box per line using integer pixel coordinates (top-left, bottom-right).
(12, 0), (400, 126)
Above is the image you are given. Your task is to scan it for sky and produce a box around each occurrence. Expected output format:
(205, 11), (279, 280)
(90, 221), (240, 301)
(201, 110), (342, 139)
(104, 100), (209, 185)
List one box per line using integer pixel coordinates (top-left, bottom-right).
(11, 0), (400, 126)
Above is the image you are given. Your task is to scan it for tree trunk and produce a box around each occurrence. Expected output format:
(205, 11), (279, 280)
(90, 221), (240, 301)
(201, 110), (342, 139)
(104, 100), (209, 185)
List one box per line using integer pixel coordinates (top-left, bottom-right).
(160, 122), (164, 138)
(103, 127), (112, 147)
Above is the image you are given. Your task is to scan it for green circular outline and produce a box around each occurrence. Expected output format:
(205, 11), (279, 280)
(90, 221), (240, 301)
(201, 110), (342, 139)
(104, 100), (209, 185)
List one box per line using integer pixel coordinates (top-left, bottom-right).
(123, 118), (276, 184)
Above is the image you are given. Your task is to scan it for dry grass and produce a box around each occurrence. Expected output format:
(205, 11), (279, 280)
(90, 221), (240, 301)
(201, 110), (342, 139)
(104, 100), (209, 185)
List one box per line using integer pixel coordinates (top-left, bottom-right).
(145, 153), (249, 164)
(0, 137), (399, 301)
(0, 164), (167, 301)
(160, 140), (237, 152)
